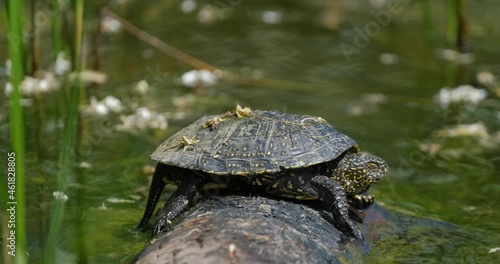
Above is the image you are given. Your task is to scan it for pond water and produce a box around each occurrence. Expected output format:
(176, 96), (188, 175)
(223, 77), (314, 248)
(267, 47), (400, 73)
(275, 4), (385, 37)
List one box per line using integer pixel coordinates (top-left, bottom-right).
(1, 0), (499, 263)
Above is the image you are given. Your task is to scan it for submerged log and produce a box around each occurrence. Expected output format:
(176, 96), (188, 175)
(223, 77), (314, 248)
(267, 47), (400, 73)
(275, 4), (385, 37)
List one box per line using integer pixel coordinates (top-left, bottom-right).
(134, 195), (388, 264)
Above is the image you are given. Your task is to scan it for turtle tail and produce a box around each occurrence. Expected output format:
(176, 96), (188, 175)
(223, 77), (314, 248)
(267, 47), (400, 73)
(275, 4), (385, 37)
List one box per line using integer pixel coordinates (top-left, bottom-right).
(137, 164), (167, 229)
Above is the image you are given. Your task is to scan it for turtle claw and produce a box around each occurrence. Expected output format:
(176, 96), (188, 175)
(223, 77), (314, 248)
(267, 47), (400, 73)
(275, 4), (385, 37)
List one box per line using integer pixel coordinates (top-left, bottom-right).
(151, 221), (163, 236)
(336, 215), (363, 240)
(345, 225), (363, 240)
(152, 216), (171, 236)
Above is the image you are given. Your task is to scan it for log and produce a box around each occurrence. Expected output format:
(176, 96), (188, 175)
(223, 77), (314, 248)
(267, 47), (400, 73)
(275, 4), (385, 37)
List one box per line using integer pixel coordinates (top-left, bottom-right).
(134, 195), (388, 264)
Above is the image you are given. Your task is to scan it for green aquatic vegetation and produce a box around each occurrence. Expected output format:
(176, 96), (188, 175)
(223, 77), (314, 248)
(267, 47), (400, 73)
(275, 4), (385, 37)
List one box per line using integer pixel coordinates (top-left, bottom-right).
(44, 0), (86, 263)
(5, 0), (27, 263)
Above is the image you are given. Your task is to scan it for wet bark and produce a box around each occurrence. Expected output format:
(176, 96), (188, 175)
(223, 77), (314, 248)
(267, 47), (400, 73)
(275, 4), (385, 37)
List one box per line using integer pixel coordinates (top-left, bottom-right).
(134, 195), (386, 264)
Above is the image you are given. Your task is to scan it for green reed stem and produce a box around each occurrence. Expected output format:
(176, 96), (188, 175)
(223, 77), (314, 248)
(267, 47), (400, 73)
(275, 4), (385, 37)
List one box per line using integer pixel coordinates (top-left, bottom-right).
(7, 0), (27, 263)
(43, 53), (82, 264)
(50, 0), (62, 57)
(456, 0), (470, 53)
(421, 0), (433, 41)
(74, 0), (84, 71)
(446, 0), (458, 46)
(44, 0), (85, 262)
(43, 50), (81, 264)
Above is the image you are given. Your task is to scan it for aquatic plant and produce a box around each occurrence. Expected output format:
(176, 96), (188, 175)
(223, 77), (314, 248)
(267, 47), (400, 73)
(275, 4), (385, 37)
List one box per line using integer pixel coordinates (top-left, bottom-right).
(5, 0), (27, 262)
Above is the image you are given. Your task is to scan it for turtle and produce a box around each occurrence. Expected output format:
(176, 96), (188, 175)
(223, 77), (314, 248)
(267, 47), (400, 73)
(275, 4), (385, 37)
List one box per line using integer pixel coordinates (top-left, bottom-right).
(137, 105), (388, 239)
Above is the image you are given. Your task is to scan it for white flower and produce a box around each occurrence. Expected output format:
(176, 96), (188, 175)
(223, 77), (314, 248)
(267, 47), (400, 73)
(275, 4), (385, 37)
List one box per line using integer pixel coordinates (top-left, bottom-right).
(83, 95), (123, 117)
(103, 96), (123, 112)
(488, 247), (500, 254)
(4, 82), (12, 96)
(198, 69), (217, 86)
(262, 11), (283, 24)
(379, 53), (399, 65)
(23, 77), (37, 95)
(5, 59), (11, 76)
(54, 52), (71, 75)
(435, 85), (487, 108)
(134, 80), (149, 95)
(434, 122), (489, 141)
(180, 69), (218, 88)
(116, 107), (168, 133)
(5, 72), (60, 97)
(181, 0), (197, 13)
(136, 107), (152, 119)
(38, 79), (50, 92)
(79, 162), (92, 169)
(53, 191), (69, 201)
(181, 70), (199, 87)
(197, 5), (218, 24)
(149, 115), (168, 130)
(101, 17), (121, 33)
(437, 49), (474, 64)
(476, 71), (495, 86)
(94, 103), (109, 116)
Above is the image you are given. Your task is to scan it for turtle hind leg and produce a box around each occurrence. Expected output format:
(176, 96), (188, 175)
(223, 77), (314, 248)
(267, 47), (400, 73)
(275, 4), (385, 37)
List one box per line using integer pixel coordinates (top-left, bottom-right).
(152, 172), (204, 236)
(307, 176), (363, 240)
(137, 163), (169, 229)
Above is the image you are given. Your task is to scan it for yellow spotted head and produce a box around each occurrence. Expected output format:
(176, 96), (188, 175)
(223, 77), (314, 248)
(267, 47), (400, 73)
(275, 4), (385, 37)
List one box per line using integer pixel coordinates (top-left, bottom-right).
(333, 152), (388, 194)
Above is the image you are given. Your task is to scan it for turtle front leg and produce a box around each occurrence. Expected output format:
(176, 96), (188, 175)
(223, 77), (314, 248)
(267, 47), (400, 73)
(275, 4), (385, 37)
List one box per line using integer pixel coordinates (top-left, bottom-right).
(306, 176), (363, 240)
(152, 174), (204, 236)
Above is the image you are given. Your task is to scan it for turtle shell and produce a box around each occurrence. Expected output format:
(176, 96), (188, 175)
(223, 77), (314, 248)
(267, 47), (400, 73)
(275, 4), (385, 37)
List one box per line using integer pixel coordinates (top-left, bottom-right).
(151, 110), (358, 175)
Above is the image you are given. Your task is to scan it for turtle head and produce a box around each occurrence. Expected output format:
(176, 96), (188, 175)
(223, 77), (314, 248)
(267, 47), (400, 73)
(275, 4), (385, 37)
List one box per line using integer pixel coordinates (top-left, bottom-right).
(333, 152), (388, 194)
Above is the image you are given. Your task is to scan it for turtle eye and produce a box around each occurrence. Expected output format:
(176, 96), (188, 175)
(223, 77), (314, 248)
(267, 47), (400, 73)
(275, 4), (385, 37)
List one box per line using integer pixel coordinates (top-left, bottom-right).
(366, 162), (379, 172)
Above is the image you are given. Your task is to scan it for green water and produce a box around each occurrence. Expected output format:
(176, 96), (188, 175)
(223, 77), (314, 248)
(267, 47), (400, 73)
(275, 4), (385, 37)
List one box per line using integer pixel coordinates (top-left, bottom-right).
(1, 1), (499, 263)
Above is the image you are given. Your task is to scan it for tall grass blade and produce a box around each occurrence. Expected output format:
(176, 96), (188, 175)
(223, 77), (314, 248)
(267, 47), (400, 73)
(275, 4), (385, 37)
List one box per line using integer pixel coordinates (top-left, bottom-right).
(43, 57), (81, 264)
(50, 0), (63, 58)
(446, 0), (458, 46)
(74, 0), (84, 71)
(421, 0), (433, 41)
(44, 0), (85, 262)
(6, 0), (27, 263)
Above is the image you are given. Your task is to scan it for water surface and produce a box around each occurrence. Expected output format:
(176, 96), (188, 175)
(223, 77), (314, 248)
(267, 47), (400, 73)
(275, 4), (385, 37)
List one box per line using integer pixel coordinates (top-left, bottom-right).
(1, 1), (499, 263)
